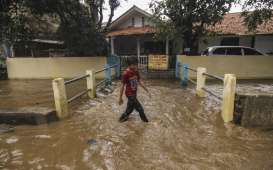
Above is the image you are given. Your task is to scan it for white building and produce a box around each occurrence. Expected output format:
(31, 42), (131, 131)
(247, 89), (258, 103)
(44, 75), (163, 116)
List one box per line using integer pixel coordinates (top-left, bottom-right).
(107, 6), (169, 58)
(107, 6), (273, 56)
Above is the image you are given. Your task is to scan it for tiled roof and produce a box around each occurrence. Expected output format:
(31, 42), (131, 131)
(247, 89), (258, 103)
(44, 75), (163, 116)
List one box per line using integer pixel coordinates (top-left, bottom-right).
(107, 12), (273, 37)
(208, 12), (273, 35)
(107, 26), (156, 37)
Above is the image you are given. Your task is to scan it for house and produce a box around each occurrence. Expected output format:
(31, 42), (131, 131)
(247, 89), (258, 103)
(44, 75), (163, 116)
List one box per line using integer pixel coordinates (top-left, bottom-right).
(107, 6), (273, 56)
(202, 12), (273, 54)
(107, 6), (169, 57)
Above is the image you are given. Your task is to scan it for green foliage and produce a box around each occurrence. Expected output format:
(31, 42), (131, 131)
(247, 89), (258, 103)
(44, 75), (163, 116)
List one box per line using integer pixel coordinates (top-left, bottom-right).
(150, 0), (236, 55)
(0, 0), (33, 45)
(1, 0), (124, 56)
(26, 0), (107, 56)
(57, 15), (108, 56)
(242, 0), (273, 31)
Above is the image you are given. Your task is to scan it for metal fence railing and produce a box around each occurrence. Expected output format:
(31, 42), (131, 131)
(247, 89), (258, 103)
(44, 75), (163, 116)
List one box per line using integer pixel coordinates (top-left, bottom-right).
(52, 63), (120, 119)
(120, 55), (148, 73)
(183, 65), (224, 100)
(176, 61), (237, 123)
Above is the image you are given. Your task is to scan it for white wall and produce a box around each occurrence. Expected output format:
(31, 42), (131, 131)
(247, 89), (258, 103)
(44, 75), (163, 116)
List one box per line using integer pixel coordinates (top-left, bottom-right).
(7, 57), (107, 79)
(178, 55), (273, 79)
(255, 35), (273, 54)
(118, 13), (154, 29)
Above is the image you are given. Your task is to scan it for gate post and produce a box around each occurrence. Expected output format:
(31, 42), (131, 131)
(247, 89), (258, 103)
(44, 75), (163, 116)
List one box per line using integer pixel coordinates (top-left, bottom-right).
(86, 70), (96, 98)
(181, 64), (189, 87)
(222, 74), (236, 123)
(175, 58), (180, 78)
(104, 64), (111, 85)
(52, 78), (69, 119)
(115, 63), (120, 79)
(196, 67), (207, 97)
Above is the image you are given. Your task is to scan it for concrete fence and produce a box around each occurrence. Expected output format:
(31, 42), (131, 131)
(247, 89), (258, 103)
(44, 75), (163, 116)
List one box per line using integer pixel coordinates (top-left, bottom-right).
(6, 57), (107, 79)
(177, 63), (236, 123)
(53, 63), (120, 119)
(177, 55), (273, 79)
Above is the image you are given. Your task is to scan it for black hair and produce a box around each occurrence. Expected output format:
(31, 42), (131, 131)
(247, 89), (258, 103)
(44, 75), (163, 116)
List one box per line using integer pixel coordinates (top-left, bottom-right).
(127, 57), (138, 66)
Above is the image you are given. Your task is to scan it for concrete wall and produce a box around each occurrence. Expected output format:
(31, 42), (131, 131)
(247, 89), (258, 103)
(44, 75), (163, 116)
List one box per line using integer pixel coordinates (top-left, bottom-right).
(7, 57), (107, 79)
(236, 93), (273, 127)
(177, 55), (273, 79)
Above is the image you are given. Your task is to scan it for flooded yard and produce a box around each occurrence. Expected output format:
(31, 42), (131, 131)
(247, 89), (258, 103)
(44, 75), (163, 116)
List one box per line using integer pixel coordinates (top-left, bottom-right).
(0, 79), (273, 169)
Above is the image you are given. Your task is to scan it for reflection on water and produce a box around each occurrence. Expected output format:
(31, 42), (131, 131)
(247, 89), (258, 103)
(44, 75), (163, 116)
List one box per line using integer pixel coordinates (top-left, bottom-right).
(0, 79), (273, 169)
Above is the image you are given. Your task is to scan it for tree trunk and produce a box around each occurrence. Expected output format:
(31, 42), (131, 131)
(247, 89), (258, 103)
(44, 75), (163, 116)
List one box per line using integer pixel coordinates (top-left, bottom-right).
(183, 31), (199, 56)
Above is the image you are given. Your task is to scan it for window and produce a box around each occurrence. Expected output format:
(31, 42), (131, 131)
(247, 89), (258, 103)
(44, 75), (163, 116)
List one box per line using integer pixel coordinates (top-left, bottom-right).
(220, 37), (239, 46)
(243, 48), (263, 55)
(226, 48), (242, 55)
(142, 17), (145, 27)
(213, 48), (226, 55)
(132, 17), (135, 27)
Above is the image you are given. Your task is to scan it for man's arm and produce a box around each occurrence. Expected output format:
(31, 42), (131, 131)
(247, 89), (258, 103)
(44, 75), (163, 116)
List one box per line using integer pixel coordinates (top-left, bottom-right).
(119, 83), (125, 105)
(139, 80), (151, 97)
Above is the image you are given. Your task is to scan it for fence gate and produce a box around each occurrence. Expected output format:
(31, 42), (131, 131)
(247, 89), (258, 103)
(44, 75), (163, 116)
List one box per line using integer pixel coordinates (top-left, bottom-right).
(118, 55), (148, 74)
(117, 55), (176, 78)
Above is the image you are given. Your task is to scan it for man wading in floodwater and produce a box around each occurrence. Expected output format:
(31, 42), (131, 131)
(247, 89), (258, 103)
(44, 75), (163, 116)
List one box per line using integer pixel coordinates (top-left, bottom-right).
(118, 57), (151, 123)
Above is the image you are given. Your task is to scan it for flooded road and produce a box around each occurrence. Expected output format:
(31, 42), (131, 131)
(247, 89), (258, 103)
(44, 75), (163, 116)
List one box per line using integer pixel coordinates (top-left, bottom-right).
(0, 79), (273, 169)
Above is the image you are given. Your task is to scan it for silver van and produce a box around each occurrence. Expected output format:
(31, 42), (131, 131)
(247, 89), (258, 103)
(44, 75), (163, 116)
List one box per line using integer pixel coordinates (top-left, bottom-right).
(201, 46), (266, 56)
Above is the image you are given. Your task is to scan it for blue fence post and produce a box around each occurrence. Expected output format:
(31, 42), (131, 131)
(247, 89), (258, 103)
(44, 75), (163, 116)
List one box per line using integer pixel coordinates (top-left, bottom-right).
(175, 59), (180, 78)
(104, 64), (111, 85)
(181, 64), (189, 87)
(115, 63), (121, 79)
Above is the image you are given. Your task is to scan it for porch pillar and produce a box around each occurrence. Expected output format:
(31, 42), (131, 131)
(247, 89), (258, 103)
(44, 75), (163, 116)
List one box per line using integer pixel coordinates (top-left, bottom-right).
(137, 38), (140, 58)
(166, 37), (169, 55)
(110, 36), (115, 55)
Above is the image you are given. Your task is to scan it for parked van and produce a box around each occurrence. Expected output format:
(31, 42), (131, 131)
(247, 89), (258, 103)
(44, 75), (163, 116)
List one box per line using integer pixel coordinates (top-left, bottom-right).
(201, 46), (266, 56)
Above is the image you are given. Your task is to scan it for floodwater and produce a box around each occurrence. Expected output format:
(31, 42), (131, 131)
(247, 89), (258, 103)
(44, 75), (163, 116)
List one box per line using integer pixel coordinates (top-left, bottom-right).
(0, 79), (273, 170)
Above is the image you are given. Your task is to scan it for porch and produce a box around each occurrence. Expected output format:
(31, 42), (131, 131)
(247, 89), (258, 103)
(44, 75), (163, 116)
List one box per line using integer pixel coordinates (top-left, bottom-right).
(109, 34), (176, 77)
(110, 34), (171, 57)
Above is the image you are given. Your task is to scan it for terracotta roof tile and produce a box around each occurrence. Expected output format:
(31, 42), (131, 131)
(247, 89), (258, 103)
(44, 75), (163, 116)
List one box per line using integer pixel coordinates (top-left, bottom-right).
(107, 13), (273, 37)
(208, 13), (273, 35)
(107, 26), (156, 37)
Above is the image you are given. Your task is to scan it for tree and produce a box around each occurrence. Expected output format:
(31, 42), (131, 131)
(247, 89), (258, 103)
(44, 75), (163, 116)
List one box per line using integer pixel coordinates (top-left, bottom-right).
(242, 0), (273, 31)
(86, 0), (122, 31)
(0, 0), (33, 55)
(1, 0), (124, 56)
(26, 0), (106, 55)
(150, 0), (236, 55)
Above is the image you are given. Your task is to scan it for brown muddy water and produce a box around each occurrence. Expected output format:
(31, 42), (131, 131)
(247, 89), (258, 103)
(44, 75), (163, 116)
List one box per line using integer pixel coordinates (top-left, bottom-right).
(0, 79), (273, 170)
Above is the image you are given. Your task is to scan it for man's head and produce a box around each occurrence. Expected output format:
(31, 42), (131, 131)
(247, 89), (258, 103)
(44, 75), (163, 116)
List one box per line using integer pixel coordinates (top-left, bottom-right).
(127, 57), (138, 71)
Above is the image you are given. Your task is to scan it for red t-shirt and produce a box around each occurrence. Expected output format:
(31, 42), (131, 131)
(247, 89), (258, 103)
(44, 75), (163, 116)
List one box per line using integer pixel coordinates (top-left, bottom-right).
(122, 68), (140, 96)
